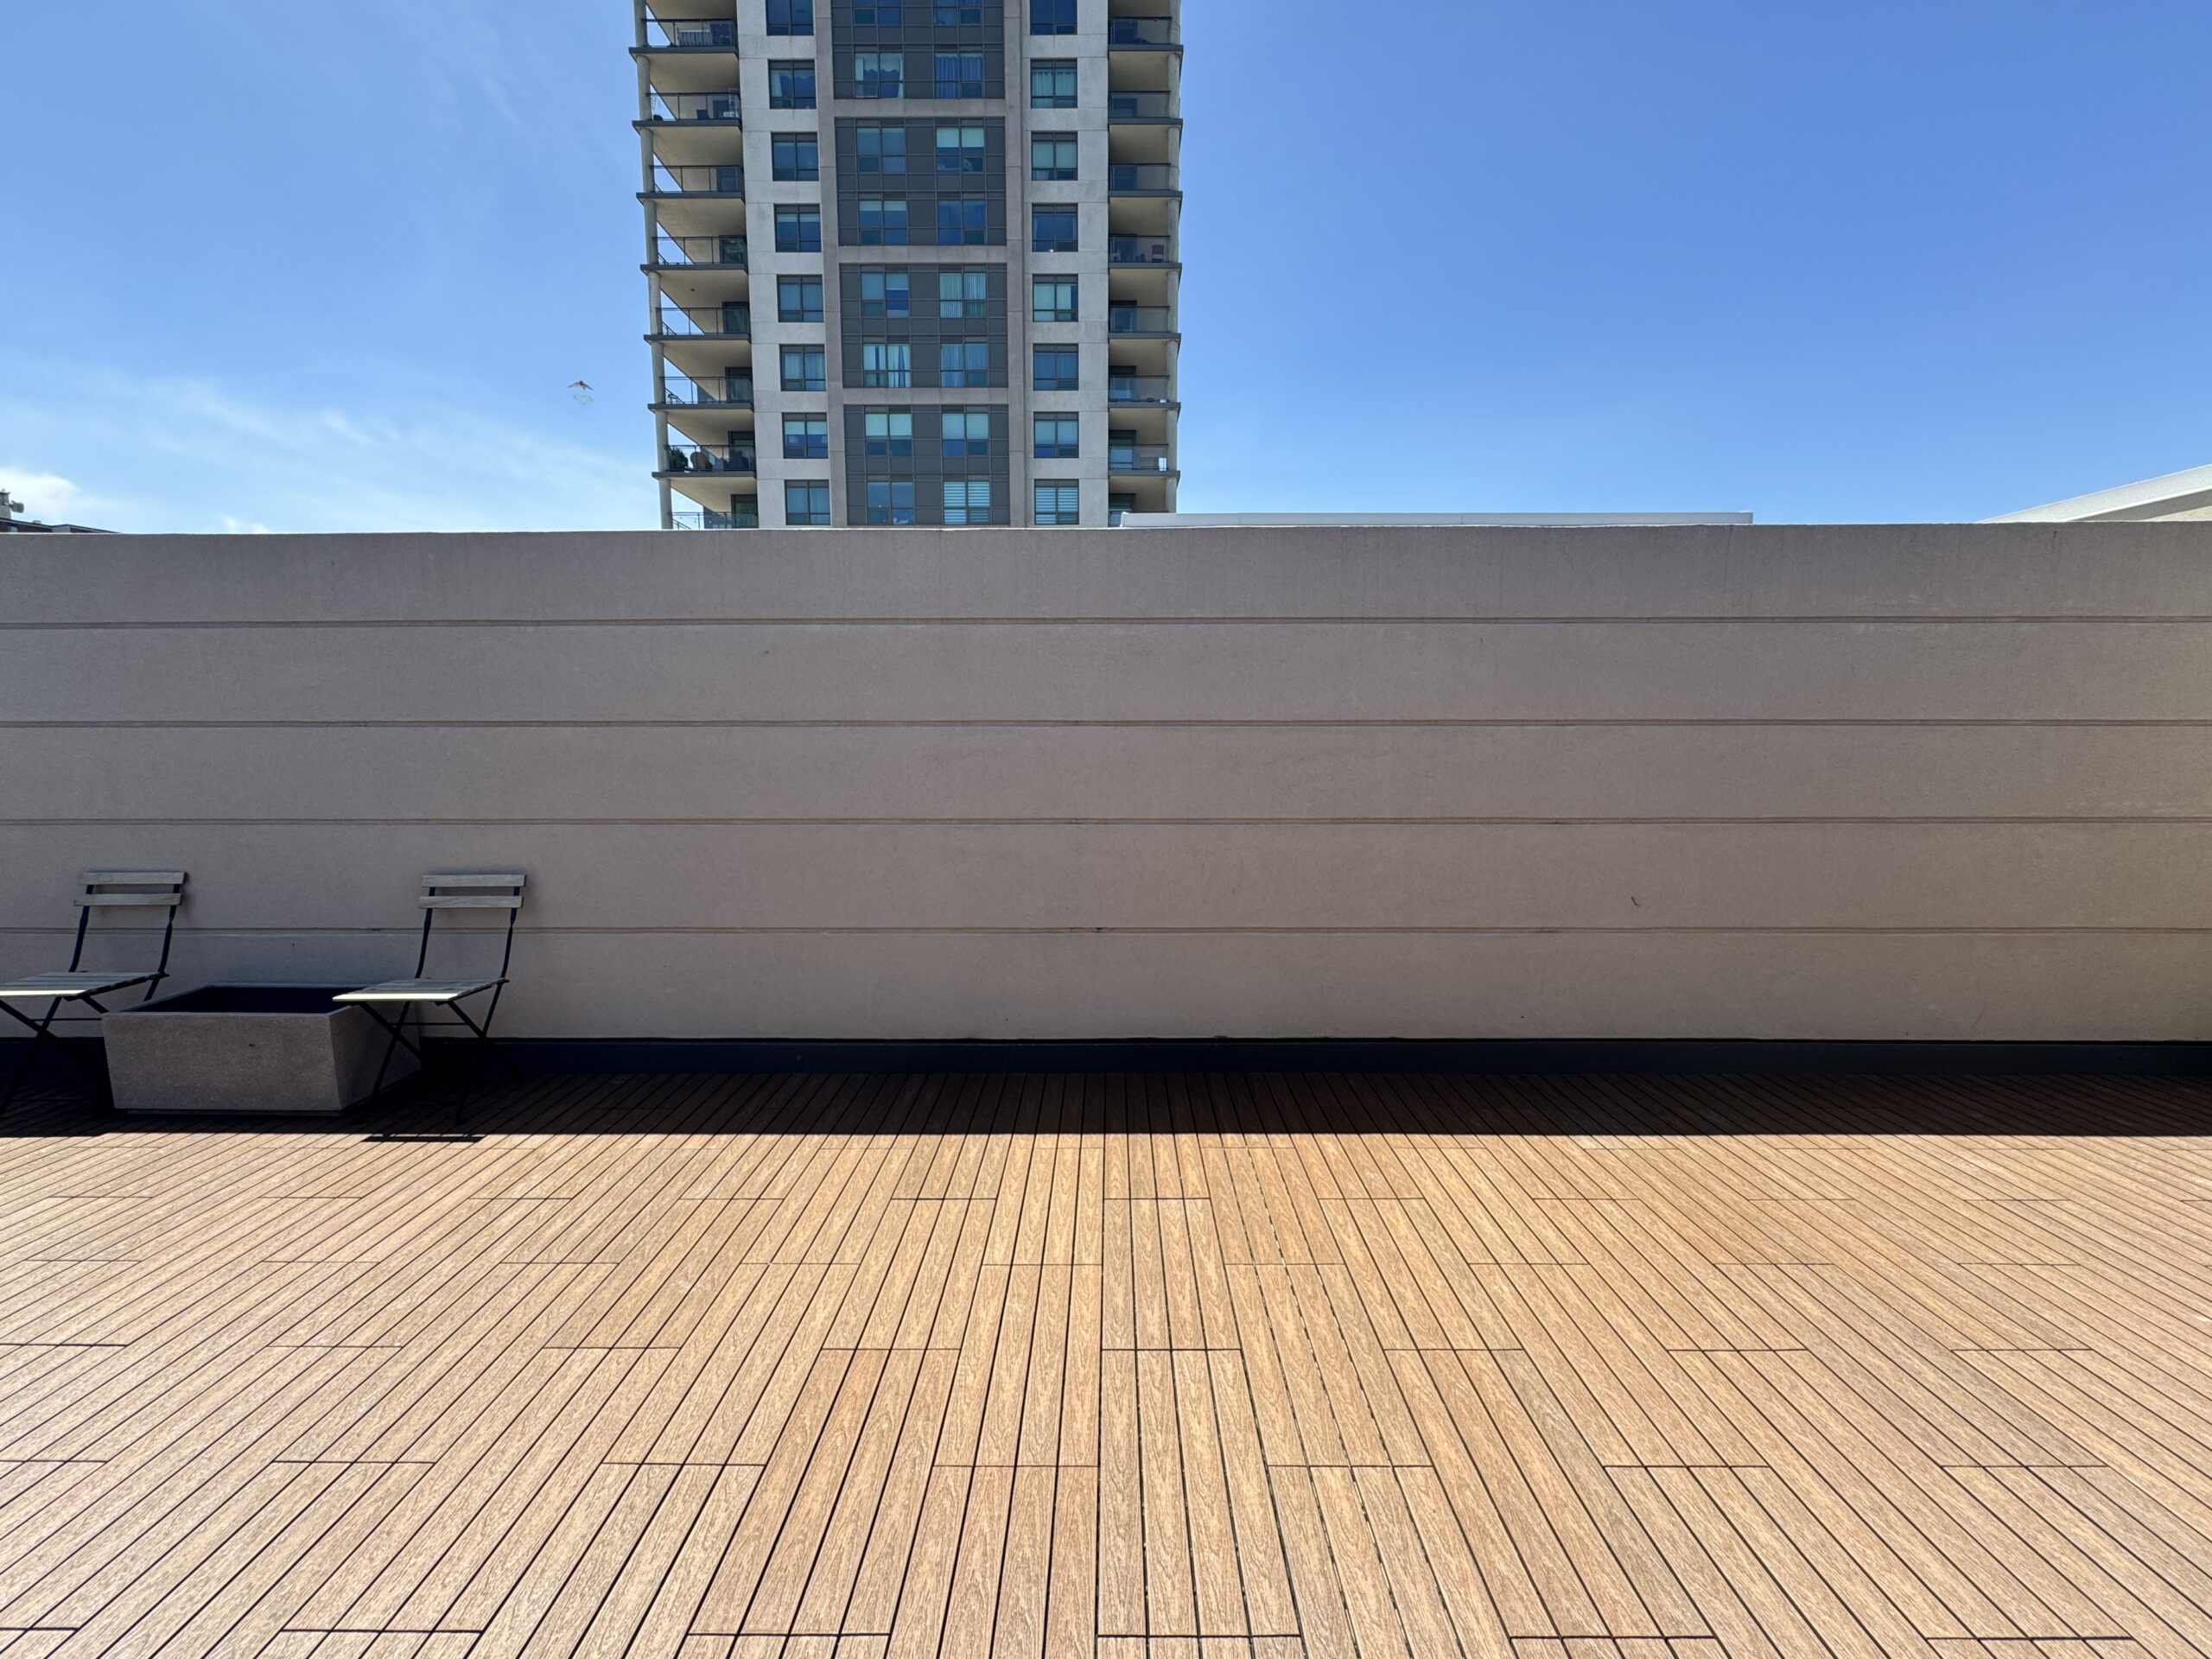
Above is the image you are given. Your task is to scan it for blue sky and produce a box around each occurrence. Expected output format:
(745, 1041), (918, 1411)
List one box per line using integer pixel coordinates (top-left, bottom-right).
(3, 0), (2206, 531)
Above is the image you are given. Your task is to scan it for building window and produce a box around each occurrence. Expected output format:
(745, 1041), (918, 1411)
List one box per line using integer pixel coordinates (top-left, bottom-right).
(854, 1), (904, 19)
(1031, 0), (1077, 32)
(935, 51), (985, 99)
(936, 125), (986, 174)
(1031, 134), (1077, 181)
(1032, 276), (1077, 322)
(769, 61), (817, 108)
(1034, 416), (1079, 459)
(855, 125), (908, 175)
(864, 410), (914, 457)
(783, 415), (830, 459)
(934, 2), (983, 22)
(1032, 206), (1077, 252)
(766, 0), (814, 34)
(943, 479), (992, 525)
(863, 479), (918, 526)
(858, 196), (910, 245)
(938, 270), (988, 317)
(936, 198), (988, 246)
(858, 269), (911, 318)
(1033, 347), (1079, 391)
(780, 346), (827, 391)
(1031, 60), (1077, 108)
(1035, 481), (1080, 525)
(1109, 493), (1136, 527)
(941, 409), (991, 457)
(774, 206), (821, 251)
(785, 481), (831, 526)
(939, 340), (990, 387)
(862, 342), (912, 388)
(853, 50), (905, 98)
(777, 276), (824, 322)
(771, 133), (819, 181)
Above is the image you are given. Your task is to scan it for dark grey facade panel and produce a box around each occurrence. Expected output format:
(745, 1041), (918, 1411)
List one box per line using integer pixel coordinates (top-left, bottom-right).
(832, 118), (1007, 246)
(836, 264), (1009, 390)
(828, 3), (1006, 99)
(843, 404), (1012, 526)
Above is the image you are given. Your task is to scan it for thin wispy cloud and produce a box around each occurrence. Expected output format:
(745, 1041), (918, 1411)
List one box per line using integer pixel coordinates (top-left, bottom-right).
(0, 367), (650, 536)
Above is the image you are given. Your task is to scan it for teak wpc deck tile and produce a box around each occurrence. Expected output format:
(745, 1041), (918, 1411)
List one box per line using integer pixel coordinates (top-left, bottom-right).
(1, 1069), (2211, 1655)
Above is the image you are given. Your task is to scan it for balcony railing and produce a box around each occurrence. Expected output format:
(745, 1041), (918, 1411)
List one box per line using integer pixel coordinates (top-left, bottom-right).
(1108, 162), (1176, 193)
(673, 506), (760, 530)
(1108, 16), (1178, 46)
(663, 442), (757, 475)
(1108, 91), (1177, 120)
(1109, 374), (1175, 404)
(641, 17), (736, 48)
(1110, 443), (1175, 474)
(645, 91), (741, 124)
(1108, 235), (1176, 266)
(653, 232), (748, 269)
(659, 374), (755, 410)
(654, 302), (752, 339)
(648, 162), (745, 195)
(1109, 305), (1176, 334)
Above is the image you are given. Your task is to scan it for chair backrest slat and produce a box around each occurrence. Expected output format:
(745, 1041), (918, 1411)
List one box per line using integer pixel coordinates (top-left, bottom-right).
(419, 895), (527, 910)
(66, 871), (188, 982)
(82, 870), (188, 886)
(425, 873), (527, 889)
(76, 892), (189, 906)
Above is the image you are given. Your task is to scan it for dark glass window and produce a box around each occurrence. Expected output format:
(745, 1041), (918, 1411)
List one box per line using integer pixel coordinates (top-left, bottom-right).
(938, 270), (988, 317)
(1033, 346), (1079, 391)
(777, 276), (824, 322)
(863, 410), (914, 457)
(1032, 206), (1077, 252)
(1031, 60), (1077, 107)
(854, 50), (905, 98)
(865, 480), (917, 526)
(772, 133), (819, 181)
(1032, 276), (1077, 322)
(862, 343), (912, 388)
(782, 415), (830, 459)
(859, 270), (912, 318)
(858, 196), (910, 245)
(941, 410), (992, 457)
(774, 206), (822, 252)
(934, 3), (983, 22)
(943, 478), (992, 524)
(935, 51), (986, 99)
(854, 2), (904, 19)
(780, 346), (827, 391)
(785, 481), (831, 526)
(855, 126), (908, 175)
(1031, 0), (1077, 33)
(766, 0), (814, 34)
(939, 340), (990, 387)
(1034, 481), (1079, 525)
(1034, 416), (1080, 459)
(937, 197), (988, 245)
(1031, 134), (1077, 181)
(769, 61), (817, 108)
(936, 125), (986, 173)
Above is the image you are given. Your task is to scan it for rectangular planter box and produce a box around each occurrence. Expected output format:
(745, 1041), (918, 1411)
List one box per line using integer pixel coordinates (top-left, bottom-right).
(103, 984), (419, 1115)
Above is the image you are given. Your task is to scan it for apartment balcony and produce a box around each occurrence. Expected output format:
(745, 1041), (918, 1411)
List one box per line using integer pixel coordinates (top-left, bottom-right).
(1108, 372), (1177, 408)
(646, 232), (750, 310)
(635, 16), (737, 52)
(657, 440), (758, 480)
(1108, 162), (1178, 197)
(650, 301), (750, 340)
(643, 163), (746, 238)
(1107, 16), (1180, 49)
(1108, 235), (1177, 269)
(671, 503), (760, 529)
(642, 162), (744, 199)
(1109, 441), (1177, 477)
(638, 91), (742, 164)
(653, 374), (756, 442)
(1107, 90), (1179, 124)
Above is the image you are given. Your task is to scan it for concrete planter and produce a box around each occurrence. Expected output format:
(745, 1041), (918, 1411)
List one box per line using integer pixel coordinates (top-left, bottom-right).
(103, 984), (418, 1115)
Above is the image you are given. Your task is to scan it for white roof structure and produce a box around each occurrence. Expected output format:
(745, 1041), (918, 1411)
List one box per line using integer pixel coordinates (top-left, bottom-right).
(1987, 463), (2212, 524)
(1118, 511), (1753, 528)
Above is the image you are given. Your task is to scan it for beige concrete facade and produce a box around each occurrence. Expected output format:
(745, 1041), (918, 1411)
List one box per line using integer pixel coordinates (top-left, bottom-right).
(5, 522), (2212, 1039)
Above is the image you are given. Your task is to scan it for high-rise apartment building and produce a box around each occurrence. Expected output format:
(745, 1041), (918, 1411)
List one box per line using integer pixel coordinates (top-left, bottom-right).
(633, 0), (1181, 530)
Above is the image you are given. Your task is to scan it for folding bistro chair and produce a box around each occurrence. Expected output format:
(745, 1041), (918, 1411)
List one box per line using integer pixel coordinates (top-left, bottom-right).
(339, 873), (526, 1113)
(1, 871), (188, 1114)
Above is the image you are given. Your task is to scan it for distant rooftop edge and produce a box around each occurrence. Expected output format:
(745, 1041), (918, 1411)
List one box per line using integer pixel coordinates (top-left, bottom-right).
(1117, 511), (1756, 528)
(1986, 462), (2212, 524)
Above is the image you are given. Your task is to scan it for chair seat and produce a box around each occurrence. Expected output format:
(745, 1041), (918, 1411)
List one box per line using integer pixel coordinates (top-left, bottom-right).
(0, 971), (158, 1001)
(335, 978), (506, 1006)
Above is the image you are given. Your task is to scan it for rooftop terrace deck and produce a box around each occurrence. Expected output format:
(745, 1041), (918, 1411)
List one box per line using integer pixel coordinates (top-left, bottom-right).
(3, 1070), (2211, 1657)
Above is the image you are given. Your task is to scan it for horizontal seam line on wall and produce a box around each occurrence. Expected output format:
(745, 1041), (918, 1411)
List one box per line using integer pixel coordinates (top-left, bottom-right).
(13, 615), (2212, 630)
(8, 925), (2212, 938)
(8, 817), (2212, 828)
(8, 719), (2212, 730)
